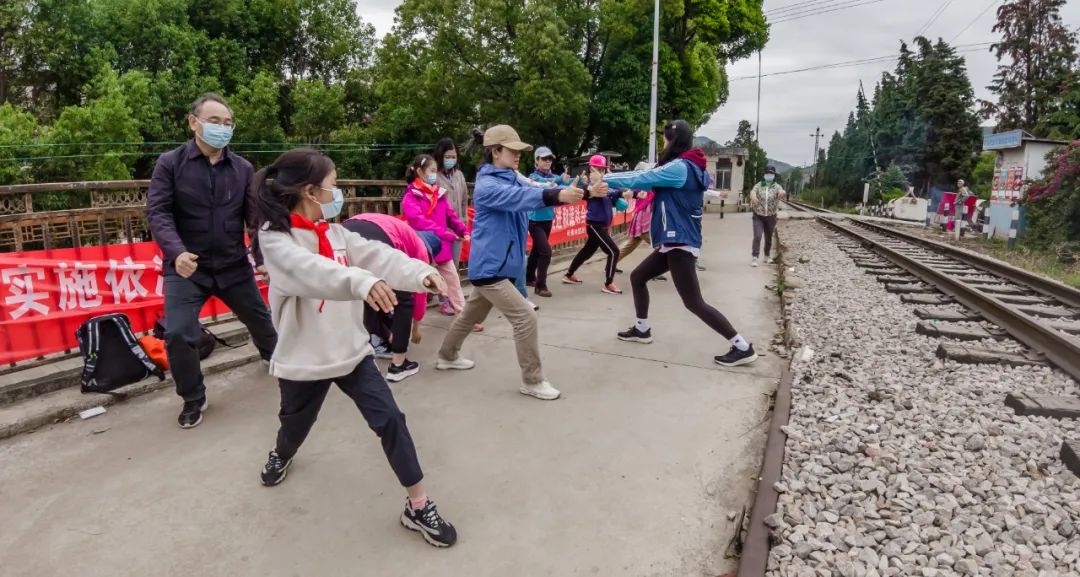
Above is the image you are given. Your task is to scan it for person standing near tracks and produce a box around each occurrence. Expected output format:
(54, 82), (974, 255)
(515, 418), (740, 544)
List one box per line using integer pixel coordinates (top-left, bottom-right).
(253, 148), (457, 548)
(525, 146), (571, 298)
(147, 92), (279, 429)
(436, 125), (586, 401)
(749, 165), (785, 267)
(603, 119), (758, 368)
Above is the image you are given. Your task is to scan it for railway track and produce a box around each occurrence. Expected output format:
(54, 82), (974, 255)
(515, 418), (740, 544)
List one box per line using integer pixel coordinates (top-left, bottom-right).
(782, 199), (834, 213)
(817, 215), (1080, 478)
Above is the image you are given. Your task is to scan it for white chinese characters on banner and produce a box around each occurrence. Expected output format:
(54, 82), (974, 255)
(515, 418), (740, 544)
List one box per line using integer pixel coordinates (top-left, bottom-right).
(105, 257), (150, 304)
(2, 266), (51, 319)
(56, 262), (104, 311)
(152, 255), (164, 297)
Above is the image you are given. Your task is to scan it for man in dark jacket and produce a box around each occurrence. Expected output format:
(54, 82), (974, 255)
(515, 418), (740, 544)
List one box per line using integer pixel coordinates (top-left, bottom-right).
(147, 93), (278, 429)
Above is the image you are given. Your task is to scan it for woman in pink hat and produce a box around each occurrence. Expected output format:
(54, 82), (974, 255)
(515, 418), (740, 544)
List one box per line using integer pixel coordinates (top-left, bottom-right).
(562, 154), (641, 294)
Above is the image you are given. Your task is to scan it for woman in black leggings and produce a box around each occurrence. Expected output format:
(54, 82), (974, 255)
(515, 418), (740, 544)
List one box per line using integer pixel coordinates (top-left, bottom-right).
(563, 154), (636, 295)
(604, 120), (757, 367)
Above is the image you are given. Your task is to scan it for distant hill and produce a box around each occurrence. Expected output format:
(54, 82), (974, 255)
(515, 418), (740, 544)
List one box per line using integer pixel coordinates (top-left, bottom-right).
(767, 158), (795, 174)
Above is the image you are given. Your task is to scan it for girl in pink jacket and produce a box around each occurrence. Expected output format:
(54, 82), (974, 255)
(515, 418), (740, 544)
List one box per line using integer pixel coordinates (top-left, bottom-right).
(401, 154), (469, 314)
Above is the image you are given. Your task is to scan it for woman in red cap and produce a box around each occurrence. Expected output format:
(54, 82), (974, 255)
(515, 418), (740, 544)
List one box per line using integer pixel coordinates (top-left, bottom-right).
(562, 154), (640, 294)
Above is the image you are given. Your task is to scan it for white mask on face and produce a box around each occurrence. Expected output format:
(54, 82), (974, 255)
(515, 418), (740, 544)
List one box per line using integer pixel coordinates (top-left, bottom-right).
(764, 174), (775, 183)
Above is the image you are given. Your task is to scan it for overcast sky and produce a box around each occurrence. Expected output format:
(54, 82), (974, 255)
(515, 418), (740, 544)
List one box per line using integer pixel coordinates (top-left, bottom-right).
(360, 0), (1080, 166)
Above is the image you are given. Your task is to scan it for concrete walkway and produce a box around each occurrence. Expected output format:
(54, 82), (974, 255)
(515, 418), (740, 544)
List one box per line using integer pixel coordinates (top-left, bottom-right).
(0, 212), (783, 577)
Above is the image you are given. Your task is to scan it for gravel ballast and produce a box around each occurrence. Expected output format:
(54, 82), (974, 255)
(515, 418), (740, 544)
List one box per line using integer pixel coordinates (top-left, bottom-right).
(767, 220), (1080, 577)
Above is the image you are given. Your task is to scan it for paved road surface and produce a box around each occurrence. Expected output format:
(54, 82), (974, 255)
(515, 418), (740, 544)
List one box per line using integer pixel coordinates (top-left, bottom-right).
(0, 212), (783, 577)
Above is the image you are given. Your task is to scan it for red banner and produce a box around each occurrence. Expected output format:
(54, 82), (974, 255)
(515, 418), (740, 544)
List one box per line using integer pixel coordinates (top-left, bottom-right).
(1, 200), (634, 365)
(0, 243), (263, 365)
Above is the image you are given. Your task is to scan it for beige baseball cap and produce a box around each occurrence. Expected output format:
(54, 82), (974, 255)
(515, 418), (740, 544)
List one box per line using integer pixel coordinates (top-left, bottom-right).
(483, 125), (532, 151)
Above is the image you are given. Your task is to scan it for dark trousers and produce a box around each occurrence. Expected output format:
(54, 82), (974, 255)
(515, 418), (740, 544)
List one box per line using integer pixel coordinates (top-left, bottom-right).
(525, 220), (553, 290)
(274, 357), (424, 487)
(752, 214), (778, 258)
(567, 223), (619, 285)
(164, 272), (277, 402)
(363, 290), (414, 354)
(631, 249), (738, 339)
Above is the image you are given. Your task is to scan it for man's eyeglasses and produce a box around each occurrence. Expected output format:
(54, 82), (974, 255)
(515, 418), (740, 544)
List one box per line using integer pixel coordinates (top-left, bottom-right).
(197, 117), (235, 128)
(538, 156), (554, 162)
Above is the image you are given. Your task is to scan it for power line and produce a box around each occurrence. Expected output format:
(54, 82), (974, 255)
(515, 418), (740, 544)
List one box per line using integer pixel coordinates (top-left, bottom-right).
(770, 0), (889, 24)
(731, 43), (992, 81)
(950, 0), (1002, 43)
(916, 0), (957, 37)
(766, 0), (860, 16)
(765, 0), (841, 15)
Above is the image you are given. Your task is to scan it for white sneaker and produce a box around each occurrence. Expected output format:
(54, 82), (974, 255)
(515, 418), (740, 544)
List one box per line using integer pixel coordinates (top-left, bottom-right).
(751, 257), (759, 267)
(527, 300), (540, 312)
(435, 356), (475, 370)
(519, 381), (561, 400)
(766, 256), (774, 264)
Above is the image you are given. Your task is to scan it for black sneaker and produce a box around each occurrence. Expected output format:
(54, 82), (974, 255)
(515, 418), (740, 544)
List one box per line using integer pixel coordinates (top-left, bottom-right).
(260, 450), (292, 486)
(617, 326), (653, 344)
(386, 359), (420, 382)
(178, 397), (208, 429)
(401, 499), (457, 548)
(615, 268), (624, 274)
(715, 344), (758, 367)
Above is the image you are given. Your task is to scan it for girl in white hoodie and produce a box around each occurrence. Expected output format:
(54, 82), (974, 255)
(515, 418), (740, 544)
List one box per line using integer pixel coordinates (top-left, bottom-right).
(254, 148), (457, 548)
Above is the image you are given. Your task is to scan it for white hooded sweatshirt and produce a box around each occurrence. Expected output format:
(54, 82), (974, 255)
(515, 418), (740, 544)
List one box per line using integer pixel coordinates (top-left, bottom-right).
(259, 222), (437, 381)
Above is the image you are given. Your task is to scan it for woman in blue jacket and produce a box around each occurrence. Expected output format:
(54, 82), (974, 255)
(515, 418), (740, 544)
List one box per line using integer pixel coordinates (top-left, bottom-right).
(436, 125), (585, 401)
(603, 120), (757, 367)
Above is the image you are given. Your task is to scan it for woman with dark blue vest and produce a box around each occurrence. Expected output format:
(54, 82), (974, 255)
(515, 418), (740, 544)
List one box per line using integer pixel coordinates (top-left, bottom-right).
(602, 120), (757, 367)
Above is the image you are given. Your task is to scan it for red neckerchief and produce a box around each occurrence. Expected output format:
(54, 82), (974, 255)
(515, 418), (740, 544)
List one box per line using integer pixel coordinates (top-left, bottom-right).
(289, 213), (334, 312)
(290, 213), (334, 259)
(412, 178), (441, 217)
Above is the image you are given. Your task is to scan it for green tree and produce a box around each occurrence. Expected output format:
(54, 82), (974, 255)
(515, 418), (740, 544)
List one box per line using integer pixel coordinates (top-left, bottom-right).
(289, 79), (345, 143)
(971, 151), (997, 199)
(983, 0), (1078, 133)
(786, 166), (804, 195)
(726, 120), (766, 194)
(0, 103), (39, 185)
(35, 66), (141, 185)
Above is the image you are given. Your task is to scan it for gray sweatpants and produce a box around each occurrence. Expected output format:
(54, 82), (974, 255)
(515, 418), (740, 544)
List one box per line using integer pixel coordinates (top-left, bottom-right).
(752, 214), (778, 258)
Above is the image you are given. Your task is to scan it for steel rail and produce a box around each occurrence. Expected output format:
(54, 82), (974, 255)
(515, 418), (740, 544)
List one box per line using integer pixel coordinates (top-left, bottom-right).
(848, 217), (1080, 309)
(819, 217), (1080, 381)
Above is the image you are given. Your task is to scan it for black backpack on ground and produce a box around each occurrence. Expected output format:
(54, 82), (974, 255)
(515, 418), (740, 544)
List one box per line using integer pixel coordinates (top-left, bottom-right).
(77, 314), (165, 394)
(152, 318), (229, 360)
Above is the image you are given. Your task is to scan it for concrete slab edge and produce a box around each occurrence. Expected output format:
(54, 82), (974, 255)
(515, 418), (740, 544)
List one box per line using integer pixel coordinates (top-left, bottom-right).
(737, 227), (791, 577)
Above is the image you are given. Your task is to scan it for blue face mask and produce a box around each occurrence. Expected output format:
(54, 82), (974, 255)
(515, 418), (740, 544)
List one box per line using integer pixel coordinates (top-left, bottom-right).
(318, 186), (344, 220)
(764, 174), (775, 183)
(425, 173), (438, 185)
(196, 119), (234, 149)
(444, 158), (457, 170)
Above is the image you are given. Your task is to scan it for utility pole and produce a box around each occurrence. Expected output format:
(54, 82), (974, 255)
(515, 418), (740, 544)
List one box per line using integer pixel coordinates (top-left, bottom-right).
(647, 0), (660, 164)
(809, 127), (822, 187)
(755, 50), (762, 142)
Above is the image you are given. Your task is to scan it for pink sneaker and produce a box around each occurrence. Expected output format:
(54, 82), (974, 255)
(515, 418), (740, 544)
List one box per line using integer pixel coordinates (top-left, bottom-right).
(439, 301), (456, 317)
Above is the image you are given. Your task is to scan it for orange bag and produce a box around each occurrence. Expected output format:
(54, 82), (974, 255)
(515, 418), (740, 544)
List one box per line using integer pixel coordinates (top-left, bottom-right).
(138, 335), (170, 372)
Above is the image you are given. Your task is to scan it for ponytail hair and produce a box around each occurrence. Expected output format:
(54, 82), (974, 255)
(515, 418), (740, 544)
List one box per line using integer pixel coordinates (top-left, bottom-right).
(405, 154), (436, 183)
(255, 148), (337, 232)
(657, 119), (694, 166)
(464, 126), (502, 165)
